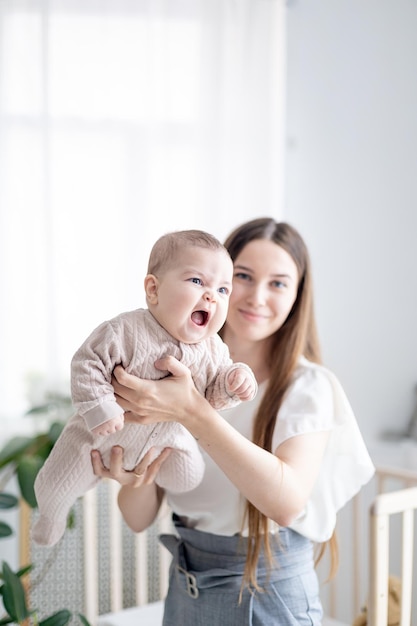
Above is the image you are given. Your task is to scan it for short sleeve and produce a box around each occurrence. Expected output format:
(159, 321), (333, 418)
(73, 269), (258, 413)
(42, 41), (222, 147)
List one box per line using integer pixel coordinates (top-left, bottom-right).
(273, 359), (375, 542)
(272, 365), (335, 450)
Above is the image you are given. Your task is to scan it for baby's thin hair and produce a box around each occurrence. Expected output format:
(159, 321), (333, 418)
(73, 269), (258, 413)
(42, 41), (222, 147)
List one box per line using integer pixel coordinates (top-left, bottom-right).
(147, 229), (226, 275)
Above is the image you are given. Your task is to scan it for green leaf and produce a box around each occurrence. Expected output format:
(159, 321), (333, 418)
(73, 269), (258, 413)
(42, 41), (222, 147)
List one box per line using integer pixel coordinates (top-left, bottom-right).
(27, 433), (56, 462)
(39, 609), (72, 626)
(0, 616), (14, 625)
(1, 562), (31, 623)
(0, 563), (33, 583)
(0, 437), (34, 469)
(78, 613), (92, 626)
(48, 421), (65, 445)
(0, 432), (55, 474)
(16, 455), (46, 508)
(67, 507), (76, 530)
(15, 564), (33, 578)
(0, 493), (18, 510)
(0, 521), (13, 539)
(25, 404), (52, 415)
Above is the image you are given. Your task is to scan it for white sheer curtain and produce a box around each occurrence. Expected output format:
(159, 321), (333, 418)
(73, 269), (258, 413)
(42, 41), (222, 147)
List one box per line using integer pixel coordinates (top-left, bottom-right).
(0, 0), (286, 422)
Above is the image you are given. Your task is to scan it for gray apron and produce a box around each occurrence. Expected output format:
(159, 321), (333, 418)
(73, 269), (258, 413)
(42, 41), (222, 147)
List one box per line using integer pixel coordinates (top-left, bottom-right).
(159, 514), (323, 625)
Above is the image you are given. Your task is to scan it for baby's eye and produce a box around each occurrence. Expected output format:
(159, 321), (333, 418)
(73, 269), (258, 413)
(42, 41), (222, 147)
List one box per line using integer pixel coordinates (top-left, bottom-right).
(218, 286), (229, 295)
(189, 277), (203, 285)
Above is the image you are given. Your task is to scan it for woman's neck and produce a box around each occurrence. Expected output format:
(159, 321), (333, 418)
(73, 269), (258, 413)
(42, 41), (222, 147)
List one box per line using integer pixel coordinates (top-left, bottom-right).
(222, 329), (271, 384)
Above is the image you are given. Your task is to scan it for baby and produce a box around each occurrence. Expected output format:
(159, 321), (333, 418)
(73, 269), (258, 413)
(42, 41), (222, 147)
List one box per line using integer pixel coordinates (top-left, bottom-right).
(33, 229), (257, 546)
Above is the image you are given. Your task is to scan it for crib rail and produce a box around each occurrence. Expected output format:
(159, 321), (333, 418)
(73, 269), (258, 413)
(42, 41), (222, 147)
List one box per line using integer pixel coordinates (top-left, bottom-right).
(82, 480), (172, 625)
(18, 443), (417, 625)
(82, 465), (417, 625)
(325, 461), (417, 623)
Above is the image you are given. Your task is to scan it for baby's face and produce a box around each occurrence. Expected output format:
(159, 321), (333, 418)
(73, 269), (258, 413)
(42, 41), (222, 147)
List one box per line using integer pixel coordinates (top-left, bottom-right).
(149, 246), (233, 344)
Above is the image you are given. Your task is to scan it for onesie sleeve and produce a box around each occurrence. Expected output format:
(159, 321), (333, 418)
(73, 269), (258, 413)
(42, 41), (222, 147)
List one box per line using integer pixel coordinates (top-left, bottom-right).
(71, 317), (129, 429)
(203, 335), (257, 410)
(273, 360), (375, 542)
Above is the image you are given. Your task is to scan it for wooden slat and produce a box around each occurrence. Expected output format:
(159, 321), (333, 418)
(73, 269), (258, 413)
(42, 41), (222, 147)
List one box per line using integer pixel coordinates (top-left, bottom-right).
(83, 488), (98, 625)
(19, 498), (31, 567)
(368, 485), (417, 626)
(368, 511), (389, 626)
(400, 509), (413, 626)
(108, 480), (123, 612)
(134, 530), (148, 606)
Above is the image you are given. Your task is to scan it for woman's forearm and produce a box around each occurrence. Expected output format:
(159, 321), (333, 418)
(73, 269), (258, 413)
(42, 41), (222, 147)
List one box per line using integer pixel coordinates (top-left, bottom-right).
(112, 363), (329, 526)
(118, 482), (164, 532)
(181, 389), (329, 526)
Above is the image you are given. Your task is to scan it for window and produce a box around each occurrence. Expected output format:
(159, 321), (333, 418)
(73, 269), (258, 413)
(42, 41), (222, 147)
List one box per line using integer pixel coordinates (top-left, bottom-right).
(0, 0), (286, 422)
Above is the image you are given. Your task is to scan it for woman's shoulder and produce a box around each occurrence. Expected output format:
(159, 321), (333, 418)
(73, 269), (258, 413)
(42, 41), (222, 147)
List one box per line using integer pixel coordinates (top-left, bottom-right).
(294, 355), (333, 380)
(273, 357), (346, 445)
(288, 356), (335, 402)
(291, 357), (353, 409)
(294, 357), (358, 425)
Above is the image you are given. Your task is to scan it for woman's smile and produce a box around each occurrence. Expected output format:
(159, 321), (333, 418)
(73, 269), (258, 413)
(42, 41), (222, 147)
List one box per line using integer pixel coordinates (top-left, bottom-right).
(238, 308), (269, 323)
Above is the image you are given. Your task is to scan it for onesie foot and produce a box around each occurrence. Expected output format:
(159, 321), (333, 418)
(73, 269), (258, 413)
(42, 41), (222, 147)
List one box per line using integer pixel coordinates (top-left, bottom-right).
(32, 515), (67, 546)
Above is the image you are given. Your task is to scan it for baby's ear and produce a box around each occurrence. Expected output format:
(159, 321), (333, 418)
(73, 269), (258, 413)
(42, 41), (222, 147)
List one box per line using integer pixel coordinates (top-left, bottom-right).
(144, 274), (159, 304)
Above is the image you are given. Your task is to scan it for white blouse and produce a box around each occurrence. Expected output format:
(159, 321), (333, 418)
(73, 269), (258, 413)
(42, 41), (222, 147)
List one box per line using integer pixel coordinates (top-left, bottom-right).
(166, 356), (375, 542)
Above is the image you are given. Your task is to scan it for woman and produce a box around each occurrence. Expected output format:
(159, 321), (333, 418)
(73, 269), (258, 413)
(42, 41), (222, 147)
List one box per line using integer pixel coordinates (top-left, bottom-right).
(91, 218), (374, 625)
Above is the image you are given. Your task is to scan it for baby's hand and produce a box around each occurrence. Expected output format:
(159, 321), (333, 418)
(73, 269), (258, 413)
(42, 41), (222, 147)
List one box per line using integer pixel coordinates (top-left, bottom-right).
(226, 368), (257, 402)
(92, 414), (125, 436)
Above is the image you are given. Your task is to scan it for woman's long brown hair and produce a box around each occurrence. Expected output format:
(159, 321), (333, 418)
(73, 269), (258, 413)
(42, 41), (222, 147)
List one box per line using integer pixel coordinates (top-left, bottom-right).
(222, 218), (338, 592)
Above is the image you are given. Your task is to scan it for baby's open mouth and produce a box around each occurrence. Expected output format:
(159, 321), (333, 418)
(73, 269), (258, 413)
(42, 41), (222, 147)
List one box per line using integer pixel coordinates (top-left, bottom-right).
(191, 310), (209, 326)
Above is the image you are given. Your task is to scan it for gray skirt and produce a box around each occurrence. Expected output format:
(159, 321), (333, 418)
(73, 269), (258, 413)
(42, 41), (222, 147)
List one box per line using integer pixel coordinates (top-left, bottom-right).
(159, 515), (323, 626)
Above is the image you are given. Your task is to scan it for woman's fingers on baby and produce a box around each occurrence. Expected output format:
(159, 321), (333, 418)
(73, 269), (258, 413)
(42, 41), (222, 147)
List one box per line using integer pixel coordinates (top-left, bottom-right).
(111, 376), (132, 405)
(91, 445), (171, 486)
(149, 447), (172, 474)
(108, 445), (126, 475)
(134, 447), (172, 483)
(154, 356), (188, 378)
(112, 365), (140, 390)
(132, 448), (153, 478)
(91, 445), (125, 479)
(91, 449), (106, 476)
(112, 364), (126, 382)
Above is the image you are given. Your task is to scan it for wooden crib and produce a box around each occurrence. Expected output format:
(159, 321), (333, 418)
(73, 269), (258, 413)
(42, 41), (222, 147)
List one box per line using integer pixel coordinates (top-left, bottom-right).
(19, 446), (417, 626)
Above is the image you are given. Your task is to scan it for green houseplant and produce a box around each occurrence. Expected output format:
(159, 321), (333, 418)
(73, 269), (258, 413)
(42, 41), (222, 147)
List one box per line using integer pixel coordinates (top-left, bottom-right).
(0, 412), (89, 626)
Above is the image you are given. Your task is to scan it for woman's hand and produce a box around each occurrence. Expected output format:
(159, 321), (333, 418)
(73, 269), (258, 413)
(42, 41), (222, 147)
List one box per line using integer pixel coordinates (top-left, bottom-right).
(91, 445), (172, 488)
(111, 357), (204, 426)
(91, 445), (171, 532)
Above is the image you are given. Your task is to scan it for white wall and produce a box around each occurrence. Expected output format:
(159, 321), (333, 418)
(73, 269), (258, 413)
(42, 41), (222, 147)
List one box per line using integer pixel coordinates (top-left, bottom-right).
(285, 0), (417, 443)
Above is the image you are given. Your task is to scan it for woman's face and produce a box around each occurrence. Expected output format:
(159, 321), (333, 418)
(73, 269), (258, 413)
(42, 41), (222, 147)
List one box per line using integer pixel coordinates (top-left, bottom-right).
(226, 238), (299, 344)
